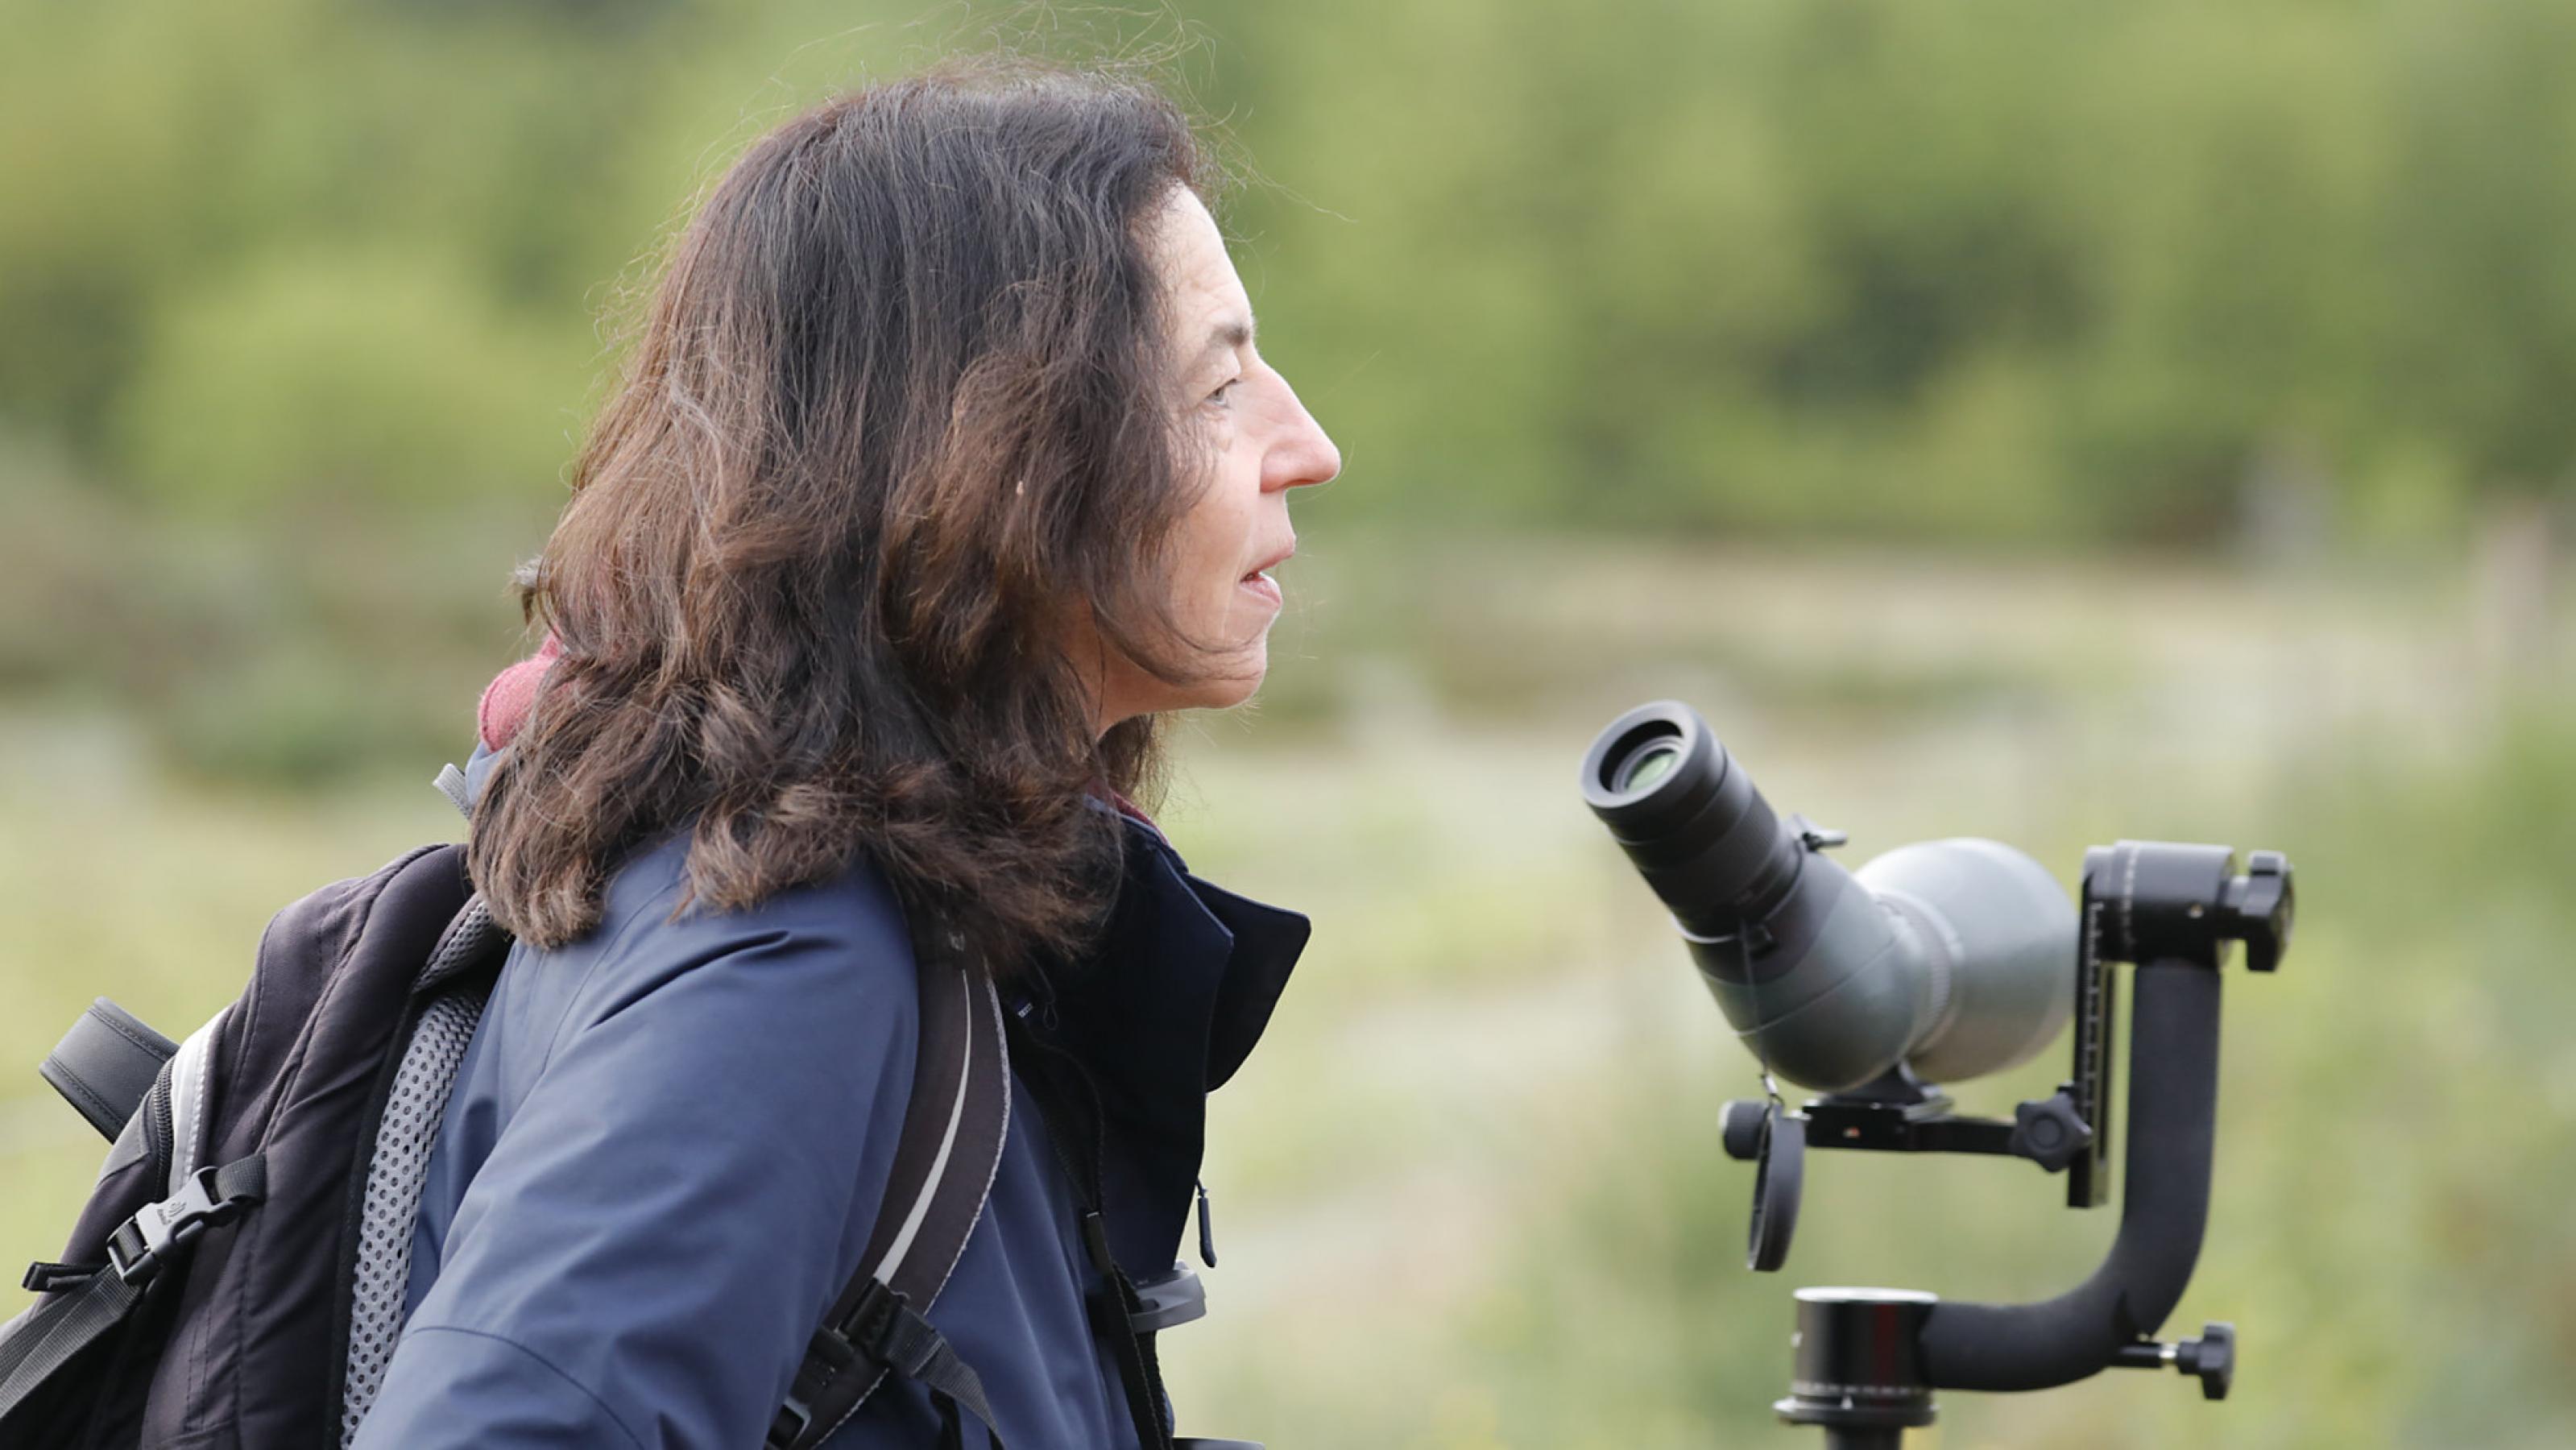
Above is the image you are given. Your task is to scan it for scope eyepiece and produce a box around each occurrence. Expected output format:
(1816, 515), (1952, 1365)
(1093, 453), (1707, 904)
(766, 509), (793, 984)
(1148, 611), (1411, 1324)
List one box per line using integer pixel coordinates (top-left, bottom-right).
(1580, 701), (1799, 943)
(1583, 701), (2076, 1092)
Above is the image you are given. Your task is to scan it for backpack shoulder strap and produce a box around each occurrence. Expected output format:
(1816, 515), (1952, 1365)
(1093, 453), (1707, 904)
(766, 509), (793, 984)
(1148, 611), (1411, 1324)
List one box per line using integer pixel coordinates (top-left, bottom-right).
(771, 915), (1011, 1450)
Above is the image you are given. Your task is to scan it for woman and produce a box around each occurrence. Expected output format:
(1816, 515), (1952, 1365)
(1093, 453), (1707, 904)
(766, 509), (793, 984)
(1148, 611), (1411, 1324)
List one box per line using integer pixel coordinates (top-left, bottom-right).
(354, 60), (1340, 1449)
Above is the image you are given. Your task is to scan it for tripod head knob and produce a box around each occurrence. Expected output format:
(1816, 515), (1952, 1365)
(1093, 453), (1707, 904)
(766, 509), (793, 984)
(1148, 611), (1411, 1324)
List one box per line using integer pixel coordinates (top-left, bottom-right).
(2007, 1092), (2093, 1173)
(2176, 1323), (2236, 1400)
(2219, 853), (2292, 972)
(2111, 1320), (2237, 1399)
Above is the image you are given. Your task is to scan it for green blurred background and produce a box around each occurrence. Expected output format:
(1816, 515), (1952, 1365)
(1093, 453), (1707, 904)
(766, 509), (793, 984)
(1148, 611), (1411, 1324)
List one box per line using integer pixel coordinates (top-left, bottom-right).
(5, 2), (2573, 1445)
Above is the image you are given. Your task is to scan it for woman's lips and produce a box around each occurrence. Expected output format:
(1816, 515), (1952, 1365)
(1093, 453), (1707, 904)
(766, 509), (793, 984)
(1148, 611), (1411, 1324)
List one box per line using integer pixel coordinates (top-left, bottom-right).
(1240, 545), (1293, 611)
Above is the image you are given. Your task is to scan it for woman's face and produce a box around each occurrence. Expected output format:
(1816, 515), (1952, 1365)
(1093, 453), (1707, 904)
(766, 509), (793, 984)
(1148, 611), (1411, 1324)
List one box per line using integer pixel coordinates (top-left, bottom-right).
(1084, 188), (1342, 733)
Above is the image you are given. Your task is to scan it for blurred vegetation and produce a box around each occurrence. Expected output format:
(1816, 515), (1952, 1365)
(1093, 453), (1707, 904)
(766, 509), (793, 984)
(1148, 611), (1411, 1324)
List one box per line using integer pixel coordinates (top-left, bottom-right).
(5, 0), (2576, 779)
(5, 2), (2576, 1446)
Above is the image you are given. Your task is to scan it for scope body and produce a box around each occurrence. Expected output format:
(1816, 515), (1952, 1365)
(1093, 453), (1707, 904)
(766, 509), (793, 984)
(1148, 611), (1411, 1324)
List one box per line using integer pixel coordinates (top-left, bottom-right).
(1582, 702), (2073, 1092)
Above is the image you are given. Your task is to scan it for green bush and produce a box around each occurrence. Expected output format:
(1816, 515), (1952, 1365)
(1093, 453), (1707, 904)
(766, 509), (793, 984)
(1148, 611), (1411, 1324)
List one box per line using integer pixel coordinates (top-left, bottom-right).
(113, 246), (589, 517)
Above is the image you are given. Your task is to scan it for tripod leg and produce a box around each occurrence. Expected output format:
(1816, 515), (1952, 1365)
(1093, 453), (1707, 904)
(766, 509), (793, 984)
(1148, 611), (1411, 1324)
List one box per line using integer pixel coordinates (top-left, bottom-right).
(1820, 1430), (1903, 1450)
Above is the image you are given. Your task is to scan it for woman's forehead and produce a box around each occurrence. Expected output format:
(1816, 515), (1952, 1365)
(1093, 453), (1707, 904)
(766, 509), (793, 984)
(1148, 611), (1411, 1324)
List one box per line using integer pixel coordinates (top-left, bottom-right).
(1153, 189), (1253, 346)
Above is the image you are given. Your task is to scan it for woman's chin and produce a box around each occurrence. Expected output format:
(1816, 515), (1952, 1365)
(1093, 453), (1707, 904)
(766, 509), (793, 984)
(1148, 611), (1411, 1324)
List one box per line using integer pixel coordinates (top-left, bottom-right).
(1176, 648), (1267, 714)
(1195, 668), (1265, 713)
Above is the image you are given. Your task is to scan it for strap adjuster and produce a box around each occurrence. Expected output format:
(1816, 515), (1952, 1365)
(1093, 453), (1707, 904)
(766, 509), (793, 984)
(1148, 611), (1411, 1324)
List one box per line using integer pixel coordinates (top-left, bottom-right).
(840, 1278), (907, 1356)
(768, 1281), (914, 1448)
(841, 1279), (949, 1379)
(107, 1163), (257, 1285)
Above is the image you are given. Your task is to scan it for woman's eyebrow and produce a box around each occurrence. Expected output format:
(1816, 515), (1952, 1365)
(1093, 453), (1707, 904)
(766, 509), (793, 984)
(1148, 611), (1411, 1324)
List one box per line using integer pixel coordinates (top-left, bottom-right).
(1204, 317), (1254, 357)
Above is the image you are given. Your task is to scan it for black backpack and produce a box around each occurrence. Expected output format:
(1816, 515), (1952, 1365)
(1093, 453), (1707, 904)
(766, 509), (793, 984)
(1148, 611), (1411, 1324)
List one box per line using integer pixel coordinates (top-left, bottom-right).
(0, 781), (1017, 1449)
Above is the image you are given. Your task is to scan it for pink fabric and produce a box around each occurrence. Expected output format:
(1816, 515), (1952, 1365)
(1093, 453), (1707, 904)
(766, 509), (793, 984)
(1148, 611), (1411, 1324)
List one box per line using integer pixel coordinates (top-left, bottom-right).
(476, 632), (563, 752)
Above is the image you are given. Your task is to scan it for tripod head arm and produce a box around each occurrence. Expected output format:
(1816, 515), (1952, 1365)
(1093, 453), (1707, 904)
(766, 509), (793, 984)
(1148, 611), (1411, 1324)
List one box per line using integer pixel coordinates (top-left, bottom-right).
(1916, 955), (2220, 1390)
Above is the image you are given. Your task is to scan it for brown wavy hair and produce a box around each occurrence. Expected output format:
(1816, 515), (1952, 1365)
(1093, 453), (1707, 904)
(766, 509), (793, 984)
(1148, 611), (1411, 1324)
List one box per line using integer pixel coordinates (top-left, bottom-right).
(467, 62), (1220, 971)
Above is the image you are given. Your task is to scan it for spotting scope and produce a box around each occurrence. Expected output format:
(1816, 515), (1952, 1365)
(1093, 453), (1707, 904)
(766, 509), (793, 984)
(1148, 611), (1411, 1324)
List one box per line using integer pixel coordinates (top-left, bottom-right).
(1580, 699), (2073, 1094)
(1580, 698), (2295, 1446)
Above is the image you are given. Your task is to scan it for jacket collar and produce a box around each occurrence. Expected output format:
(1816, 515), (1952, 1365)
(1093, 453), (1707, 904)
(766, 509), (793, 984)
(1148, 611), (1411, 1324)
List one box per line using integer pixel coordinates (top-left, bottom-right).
(1026, 808), (1310, 1278)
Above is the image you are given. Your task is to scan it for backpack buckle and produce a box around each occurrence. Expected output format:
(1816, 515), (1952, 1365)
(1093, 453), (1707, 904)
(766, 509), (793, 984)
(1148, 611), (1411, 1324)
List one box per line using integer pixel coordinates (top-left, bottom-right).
(767, 1395), (814, 1449)
(1130, 1262), (1208, 1333)
(108, 1166), (252, 1285)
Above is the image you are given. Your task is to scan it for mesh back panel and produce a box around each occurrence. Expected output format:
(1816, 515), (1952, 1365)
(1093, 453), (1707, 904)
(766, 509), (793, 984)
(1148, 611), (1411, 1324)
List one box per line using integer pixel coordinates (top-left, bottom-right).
(339, 982), (490, 1444)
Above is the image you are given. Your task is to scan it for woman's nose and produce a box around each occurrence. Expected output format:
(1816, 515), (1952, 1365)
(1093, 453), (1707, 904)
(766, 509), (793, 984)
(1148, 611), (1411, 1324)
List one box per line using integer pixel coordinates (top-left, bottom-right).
(1264, 376), (1342, 493)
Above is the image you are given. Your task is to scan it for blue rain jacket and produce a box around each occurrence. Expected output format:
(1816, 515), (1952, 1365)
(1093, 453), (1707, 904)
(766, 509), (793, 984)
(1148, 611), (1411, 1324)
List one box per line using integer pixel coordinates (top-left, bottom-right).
(352, 746), (1308, 1448)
